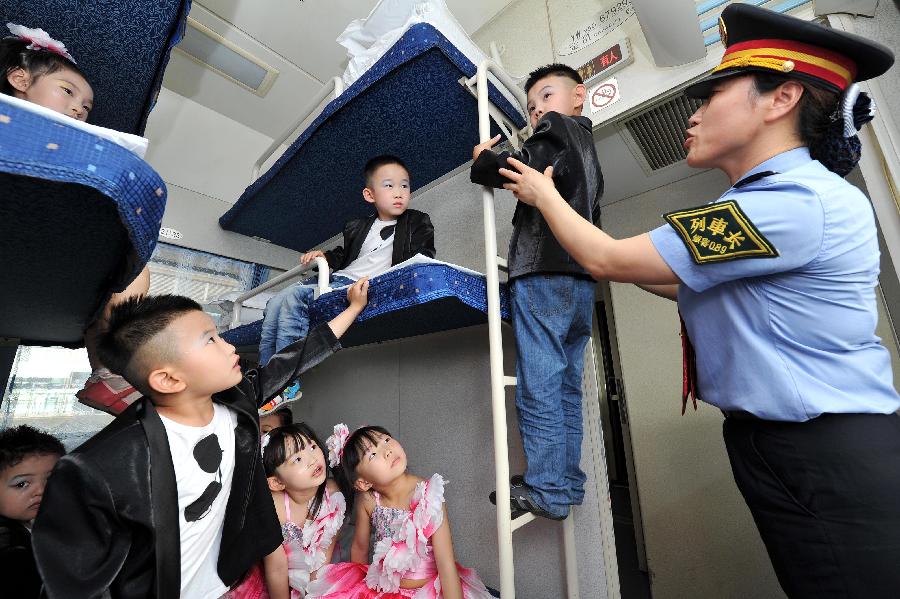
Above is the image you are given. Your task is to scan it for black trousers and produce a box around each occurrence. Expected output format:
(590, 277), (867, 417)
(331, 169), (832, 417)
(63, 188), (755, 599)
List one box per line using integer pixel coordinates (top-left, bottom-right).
(723, 412), (900, 599)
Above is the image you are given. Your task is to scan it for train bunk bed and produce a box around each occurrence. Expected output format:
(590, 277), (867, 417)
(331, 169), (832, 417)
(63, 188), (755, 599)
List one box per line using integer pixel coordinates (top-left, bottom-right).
(219, 20), (526, 349)
(217, 7), (619, 597)
(223, 257), (512, 350)
(0, 1), (190, 347)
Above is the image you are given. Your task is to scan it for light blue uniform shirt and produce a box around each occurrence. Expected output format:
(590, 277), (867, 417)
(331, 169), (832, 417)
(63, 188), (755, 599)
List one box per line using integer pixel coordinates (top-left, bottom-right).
(650, 147), (900, 421)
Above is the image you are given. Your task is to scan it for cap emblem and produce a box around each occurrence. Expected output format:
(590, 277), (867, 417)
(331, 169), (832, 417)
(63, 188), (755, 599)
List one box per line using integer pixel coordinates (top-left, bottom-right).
(718, 16), (728, 46)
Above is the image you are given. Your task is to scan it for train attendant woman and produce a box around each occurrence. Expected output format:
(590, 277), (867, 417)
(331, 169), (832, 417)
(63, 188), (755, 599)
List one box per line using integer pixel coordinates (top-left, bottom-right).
(495, 4), (899, 598)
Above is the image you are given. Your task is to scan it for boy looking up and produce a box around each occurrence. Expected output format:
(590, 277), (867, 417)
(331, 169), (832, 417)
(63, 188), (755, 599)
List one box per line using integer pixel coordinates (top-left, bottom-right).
(259, 154), (435, 366)
(471, 64), (603, 520)
(33, 281), (368, 599)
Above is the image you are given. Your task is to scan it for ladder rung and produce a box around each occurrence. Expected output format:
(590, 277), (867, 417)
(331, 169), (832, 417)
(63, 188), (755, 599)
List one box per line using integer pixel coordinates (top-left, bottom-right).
(510, 511), (537, 531)
(503, 376), (517, 387)
(495, 256), (508, 271)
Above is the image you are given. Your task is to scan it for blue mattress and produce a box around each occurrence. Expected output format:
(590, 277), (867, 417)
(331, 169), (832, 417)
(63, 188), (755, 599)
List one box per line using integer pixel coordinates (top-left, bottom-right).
(222, 263), (510, 350)
(0, 100), (166, 346)
(219, 23), (526, 252)
(3, 0), (191, 134)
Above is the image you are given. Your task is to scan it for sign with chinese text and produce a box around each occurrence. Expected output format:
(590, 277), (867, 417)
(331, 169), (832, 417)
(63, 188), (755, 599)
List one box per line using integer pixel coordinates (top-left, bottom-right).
(559, 0), (635, 56)
(577, 38), (633, 85)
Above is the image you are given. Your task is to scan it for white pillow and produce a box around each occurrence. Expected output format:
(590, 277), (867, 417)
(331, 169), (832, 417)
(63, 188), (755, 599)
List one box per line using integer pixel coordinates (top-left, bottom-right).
(0, 92), (149, 158)
(337, 0), (474, 87)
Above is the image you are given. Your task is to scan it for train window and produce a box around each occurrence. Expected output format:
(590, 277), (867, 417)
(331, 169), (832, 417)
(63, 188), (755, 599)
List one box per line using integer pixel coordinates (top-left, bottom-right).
(1, 243), (270, 448)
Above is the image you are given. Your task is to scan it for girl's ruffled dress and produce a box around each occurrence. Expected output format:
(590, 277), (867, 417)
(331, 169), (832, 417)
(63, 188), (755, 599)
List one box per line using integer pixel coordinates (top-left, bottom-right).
(306, 474), (491, 599)
(228, 488), (347, 599)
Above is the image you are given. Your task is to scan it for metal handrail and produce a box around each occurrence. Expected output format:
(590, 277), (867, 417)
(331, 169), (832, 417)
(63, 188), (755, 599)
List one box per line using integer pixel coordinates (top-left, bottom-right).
(230, 256), (332, 329)
(474, 58), (579, 599)
(251, 76), (345, 183)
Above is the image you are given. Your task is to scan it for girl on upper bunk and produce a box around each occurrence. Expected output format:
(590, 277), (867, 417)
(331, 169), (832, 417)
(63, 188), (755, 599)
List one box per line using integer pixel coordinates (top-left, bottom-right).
(1, 23), (150, 415)
(307, 424), (492, 599)
(229, 423), (346, 599)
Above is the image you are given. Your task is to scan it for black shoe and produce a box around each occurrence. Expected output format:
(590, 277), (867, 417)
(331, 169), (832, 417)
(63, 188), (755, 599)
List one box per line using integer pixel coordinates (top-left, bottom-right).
(488, 488), (528, 519)
(489, 480), (569, 521)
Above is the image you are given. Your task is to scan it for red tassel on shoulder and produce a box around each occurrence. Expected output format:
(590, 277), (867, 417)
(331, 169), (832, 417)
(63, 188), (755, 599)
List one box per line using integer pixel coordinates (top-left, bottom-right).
(679, 314), (700, 415)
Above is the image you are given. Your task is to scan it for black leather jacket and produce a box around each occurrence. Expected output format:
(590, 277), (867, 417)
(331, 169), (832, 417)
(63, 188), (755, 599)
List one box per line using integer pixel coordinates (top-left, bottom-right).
(470, 112), (603, 280)
(32, 325), (341, 599)
(0, 515), (41, 598)
(324, 209), (436, 272)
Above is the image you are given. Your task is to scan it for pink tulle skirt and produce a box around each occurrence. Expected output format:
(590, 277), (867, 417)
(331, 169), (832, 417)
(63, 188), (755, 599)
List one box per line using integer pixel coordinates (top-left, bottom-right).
(225, 564), (270, 599)
(224, 563), (303, 599)
(306, 562), (492, 599)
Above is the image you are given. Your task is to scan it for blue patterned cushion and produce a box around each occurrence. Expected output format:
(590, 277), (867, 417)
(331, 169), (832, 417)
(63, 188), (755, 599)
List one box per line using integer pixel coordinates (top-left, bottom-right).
(219, 23), (526, 252)
(0, 99), (166, 346)
(222, 320), (265, 349)
(2, 0), (191, 134)
(221, 264), (510, 350)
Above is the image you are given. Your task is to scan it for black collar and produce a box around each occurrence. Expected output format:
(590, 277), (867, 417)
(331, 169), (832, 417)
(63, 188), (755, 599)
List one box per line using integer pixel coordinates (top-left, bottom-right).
(734, 170), (778, 188)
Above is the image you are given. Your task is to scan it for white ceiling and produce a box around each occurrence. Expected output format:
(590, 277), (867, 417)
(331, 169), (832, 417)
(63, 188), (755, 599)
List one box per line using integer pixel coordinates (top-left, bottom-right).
(162, 0), (516, 138)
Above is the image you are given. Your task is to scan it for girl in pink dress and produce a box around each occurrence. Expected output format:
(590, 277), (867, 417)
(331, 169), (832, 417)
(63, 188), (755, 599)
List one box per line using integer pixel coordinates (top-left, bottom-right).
(306, 424), (492, 599)
(229, 423), (346, 599)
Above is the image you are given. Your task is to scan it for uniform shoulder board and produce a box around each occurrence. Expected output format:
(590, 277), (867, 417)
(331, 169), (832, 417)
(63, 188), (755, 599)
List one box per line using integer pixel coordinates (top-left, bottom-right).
(663, 200), (778, 264)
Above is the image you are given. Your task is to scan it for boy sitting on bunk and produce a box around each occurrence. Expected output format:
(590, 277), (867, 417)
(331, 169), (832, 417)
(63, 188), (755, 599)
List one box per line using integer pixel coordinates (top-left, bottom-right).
(259, 154), (436, 368)
(470, 64), (603, 521)
(32, 281), (368, 599)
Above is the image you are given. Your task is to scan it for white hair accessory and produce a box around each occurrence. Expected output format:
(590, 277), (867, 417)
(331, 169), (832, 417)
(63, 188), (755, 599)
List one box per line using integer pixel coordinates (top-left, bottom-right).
(261, 433), (271, 452)
(6, 23), (76, 64)
(326, 423), (351, 468)
(841, 83), (876, 139)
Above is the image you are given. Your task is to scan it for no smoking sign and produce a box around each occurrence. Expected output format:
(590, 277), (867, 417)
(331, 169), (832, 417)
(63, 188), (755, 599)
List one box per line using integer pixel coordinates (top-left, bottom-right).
(589, 77), (621, 113)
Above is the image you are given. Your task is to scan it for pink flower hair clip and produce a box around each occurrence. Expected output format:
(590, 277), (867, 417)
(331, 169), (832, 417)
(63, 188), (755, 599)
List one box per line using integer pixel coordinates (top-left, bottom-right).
(326, 423), (351, 468)
(6, 23), (76, 64)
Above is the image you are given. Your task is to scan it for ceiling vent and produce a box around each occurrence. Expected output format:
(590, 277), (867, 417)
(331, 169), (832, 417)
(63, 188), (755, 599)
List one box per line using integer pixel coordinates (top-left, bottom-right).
(174, 17), (279, 97)
(620, 94), (702, 172)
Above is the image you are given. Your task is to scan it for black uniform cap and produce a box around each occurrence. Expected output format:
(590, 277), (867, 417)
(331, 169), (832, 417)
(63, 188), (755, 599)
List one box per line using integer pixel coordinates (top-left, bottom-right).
(685, 3), (894, 99)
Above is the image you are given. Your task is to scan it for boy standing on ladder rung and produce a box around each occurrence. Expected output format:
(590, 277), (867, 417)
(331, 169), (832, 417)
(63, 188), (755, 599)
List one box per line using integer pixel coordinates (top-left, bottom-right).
(471, 64), (604, 520)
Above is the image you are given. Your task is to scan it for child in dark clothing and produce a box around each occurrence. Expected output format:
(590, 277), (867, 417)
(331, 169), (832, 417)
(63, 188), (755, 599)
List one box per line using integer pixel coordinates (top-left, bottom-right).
(259, 406), (293, 435)
(33, 281), (368, 599)
(470, 64), (603, 520)
(259, 155), (435, 366)
(0, 425), (65, 599)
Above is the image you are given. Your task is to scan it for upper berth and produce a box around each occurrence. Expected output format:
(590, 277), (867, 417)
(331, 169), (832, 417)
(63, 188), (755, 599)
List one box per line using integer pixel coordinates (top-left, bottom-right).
(219, 21), (526, 253)
(2, 0), (192, 134)
(0, 2), (190, 345)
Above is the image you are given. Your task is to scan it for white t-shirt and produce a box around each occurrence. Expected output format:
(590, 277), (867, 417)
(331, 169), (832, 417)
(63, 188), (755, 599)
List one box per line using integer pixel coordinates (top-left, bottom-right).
(160, 403), (238, 599)
(333, 219), (396, 281)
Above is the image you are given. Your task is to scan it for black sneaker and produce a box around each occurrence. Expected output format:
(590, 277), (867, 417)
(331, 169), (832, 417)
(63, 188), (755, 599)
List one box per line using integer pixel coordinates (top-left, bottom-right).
(488, 489), (528, 519)
(489, 480), (569, 521)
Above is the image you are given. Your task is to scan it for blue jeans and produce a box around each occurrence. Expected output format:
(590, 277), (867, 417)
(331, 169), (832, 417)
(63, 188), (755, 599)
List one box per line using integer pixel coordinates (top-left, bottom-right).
(511, 274), (595, 517)
(258, 274), (354, 364)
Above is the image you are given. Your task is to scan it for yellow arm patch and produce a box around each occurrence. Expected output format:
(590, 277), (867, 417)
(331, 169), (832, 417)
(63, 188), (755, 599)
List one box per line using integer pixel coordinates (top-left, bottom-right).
(663, 200), (778, 264)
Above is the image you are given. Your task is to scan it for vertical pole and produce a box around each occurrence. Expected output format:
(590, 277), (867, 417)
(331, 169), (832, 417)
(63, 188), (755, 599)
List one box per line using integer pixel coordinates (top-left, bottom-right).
(477, 61), (516, 599)
(563, 512), (580, 598)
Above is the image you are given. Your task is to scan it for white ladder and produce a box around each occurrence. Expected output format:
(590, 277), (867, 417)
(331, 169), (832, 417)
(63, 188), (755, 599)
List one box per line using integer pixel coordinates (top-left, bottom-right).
(473, 59), (580, 599)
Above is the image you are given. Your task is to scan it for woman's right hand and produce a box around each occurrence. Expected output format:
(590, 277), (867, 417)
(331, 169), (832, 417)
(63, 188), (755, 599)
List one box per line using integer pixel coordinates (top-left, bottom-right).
(301, 250), (325, 266)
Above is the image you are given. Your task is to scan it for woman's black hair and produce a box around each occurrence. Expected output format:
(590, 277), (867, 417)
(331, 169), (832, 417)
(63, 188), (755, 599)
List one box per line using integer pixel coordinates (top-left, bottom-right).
(262, 422), (328, 520)
(332, 425), (393, 514)
(750, 72), (861, 177)
(0, 36), (87, 96)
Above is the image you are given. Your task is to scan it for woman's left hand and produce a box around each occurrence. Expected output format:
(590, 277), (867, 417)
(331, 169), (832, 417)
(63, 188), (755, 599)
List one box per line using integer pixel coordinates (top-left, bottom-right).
(499, 157), (557, 208)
